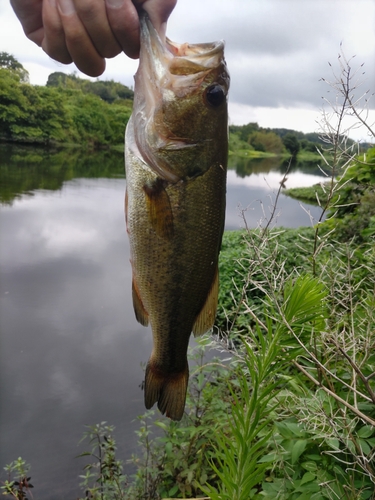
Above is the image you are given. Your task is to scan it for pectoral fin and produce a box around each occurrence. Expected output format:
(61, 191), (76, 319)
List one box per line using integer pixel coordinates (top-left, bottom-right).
(132, 277), (149, 326)
(192, 266), (219, 337)
(143, 178), (174, 239)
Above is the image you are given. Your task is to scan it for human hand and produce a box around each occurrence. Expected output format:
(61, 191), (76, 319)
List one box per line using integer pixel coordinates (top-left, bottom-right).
(10, 0), (177, 77)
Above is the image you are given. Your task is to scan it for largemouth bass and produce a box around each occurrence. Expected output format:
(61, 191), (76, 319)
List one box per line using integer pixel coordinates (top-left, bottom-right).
(125, 13), (229, 421)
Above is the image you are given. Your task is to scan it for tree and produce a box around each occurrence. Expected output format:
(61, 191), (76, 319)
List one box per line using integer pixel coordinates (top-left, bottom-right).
(229, 122), (259, 143)
(46, 72), (69, 87)
(248, 130), (285, 154)
(0, 52), (29, 83)
(282, 132), (300, 156)
(0, 69), (28, 137)
(46, 72), (134, 102)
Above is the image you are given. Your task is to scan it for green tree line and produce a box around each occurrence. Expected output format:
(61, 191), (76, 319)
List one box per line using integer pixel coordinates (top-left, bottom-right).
(0, 53), (133, 148)
(229, 122), (372, 158)
(229, 122), (314, 157)
(1, 53), (372, 155)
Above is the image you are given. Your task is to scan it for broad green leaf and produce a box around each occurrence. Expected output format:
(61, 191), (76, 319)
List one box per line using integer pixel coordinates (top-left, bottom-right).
(301, 461), (318, 472)
(300, 471), (316, 485)
(291, 439), (307, 464)
(357, 425), (374, 439)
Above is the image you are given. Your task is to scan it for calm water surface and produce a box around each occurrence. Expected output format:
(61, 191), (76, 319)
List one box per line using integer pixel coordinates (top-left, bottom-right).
(0, 145), (325, 498)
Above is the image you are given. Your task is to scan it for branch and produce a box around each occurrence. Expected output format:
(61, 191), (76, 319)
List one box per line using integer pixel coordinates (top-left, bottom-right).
(336, 344), (375, 405)
(293, 360), (375, 427)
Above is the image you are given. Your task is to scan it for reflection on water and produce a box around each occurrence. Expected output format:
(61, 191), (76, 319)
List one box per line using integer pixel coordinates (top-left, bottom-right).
(228, 152), (330, 178)
(0, 177), (148, 498)
(0, 145), (327, 498)
(0, 144), (125, 205)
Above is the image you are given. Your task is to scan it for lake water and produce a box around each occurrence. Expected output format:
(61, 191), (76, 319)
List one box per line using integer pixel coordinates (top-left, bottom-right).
(0, 145), (326, 498)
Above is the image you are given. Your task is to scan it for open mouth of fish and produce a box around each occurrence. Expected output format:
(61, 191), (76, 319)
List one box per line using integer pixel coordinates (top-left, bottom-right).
(130, 13), (229, 183)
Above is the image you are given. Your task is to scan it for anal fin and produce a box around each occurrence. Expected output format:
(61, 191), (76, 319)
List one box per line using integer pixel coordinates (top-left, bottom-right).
(192, 266), (219, 337)
(132, 278), (149, 326)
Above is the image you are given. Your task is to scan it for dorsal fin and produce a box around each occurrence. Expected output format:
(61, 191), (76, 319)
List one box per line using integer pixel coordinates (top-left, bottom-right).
(192, 266), (219, 336)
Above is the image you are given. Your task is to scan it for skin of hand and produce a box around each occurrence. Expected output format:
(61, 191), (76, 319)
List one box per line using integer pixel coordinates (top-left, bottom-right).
(10, 0), (177, 76)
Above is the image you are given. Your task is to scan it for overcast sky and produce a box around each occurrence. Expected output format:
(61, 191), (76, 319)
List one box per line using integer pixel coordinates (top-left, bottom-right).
(1, 0), (374, 139)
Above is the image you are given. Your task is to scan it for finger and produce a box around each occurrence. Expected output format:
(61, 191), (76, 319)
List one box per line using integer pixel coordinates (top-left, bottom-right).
(105, 0), (141, 59)
(42, 0), (72, 64)
(137, 0), (177, 36)
(10, 0), (45, 46)
(56, 0), (106, 76)
(71, 0), (122, 59)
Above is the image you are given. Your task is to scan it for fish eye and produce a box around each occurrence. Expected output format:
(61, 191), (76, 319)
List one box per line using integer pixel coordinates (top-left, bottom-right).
(205, 84), (226, 107)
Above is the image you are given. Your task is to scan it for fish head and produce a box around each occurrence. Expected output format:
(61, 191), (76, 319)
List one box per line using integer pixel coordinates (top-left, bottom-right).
(132, 13), (230, 183)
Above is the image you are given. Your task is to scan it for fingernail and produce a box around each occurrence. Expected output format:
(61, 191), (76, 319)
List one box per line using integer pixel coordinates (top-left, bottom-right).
(57, 0), (76, 15)
(105, 0), (124, 9)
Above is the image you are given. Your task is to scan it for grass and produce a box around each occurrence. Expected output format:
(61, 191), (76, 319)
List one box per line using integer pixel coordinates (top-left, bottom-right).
(283, 183), (332, 205)
(228, 149), (278, 159)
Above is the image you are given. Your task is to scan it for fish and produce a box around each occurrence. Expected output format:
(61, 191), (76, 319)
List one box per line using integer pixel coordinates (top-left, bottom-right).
(124, 13), (229, 421)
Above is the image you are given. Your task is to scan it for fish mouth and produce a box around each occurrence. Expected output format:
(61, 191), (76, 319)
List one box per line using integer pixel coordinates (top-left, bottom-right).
(140, 13), (225, 79)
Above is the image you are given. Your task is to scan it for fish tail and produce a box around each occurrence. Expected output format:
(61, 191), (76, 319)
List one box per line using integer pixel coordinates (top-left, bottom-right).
(144, 359), (189, 421)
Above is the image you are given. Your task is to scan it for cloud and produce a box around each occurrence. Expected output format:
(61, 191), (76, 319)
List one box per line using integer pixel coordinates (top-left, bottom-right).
(2, 0), (374, 132)
(166, 0), (375, 112)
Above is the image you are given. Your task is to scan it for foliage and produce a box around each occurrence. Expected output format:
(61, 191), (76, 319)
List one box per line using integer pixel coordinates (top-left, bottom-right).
(126, 340), (231, 499)
(248, 130), (285, 155)
(228, 131), (254, 153)
(0, 52), (29, 83)
(258, 240), (375, 499)
(204, 275), (328, 500)
(0, 69), (29, 137)
(77, 423), (128, 500)
(282, 133), (300, 157)
(215, 221), (375, 498)
(283, 183), (331, 205)
(229, 122), (260, 143)
(216, 226), (316, 333)
(212, 49), (375, 499)
(322, 146), (375, 243)
(0, 57), (132, 147)
(0, 457), (33, 499)
(228, 123), (365, 159)
(72, 341), (233, 499)
(46, 72), (134, 102)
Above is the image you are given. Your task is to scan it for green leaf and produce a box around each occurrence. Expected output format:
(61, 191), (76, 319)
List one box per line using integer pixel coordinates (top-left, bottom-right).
(357, 425), (374, 439)
(291, 439), (307, 464)
(75, 452), (91, 458)
(168, 484), (179, 496)
(258, 452), (278, 463)
(358, 439), (372, 455)
(300, 471), (316, 485)
(326, 438), (340, 451)
(301, 461), (318, 472)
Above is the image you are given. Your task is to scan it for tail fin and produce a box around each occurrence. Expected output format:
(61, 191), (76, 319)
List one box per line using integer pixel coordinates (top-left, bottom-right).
(144, 360), (189, 421)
